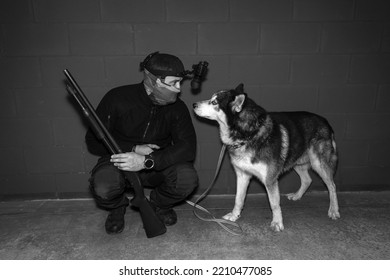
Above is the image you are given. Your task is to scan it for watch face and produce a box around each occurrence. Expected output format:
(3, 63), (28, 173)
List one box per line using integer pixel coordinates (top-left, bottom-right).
(144, 158), (154, 169)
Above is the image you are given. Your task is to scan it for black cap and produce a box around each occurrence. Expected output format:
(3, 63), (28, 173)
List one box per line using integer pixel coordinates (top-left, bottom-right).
(140, 52), (185, 78)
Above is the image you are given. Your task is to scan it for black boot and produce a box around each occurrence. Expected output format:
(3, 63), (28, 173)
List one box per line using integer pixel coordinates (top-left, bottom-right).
(105, 206), (126, 234)
(150, 200), (177, 226)
(156, 207), (177, 226)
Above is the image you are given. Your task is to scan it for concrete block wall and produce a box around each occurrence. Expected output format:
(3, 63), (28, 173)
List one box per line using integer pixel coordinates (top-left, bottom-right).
(0, 0), (389, 199)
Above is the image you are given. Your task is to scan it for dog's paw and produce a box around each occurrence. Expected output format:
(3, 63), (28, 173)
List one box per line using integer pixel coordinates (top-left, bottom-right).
(328, 208), (340, 220)
(286, 192), (302, 201)
(222, 212), (240, 222)
(270, 221), (284, 232)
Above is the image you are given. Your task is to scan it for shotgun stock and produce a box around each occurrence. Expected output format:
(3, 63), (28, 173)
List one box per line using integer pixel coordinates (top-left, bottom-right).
(64, 69), (166, 238)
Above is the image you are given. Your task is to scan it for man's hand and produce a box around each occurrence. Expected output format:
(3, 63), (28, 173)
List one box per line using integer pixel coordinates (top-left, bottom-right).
(110, 152), (145, 171)
(134, 144), (160, 156)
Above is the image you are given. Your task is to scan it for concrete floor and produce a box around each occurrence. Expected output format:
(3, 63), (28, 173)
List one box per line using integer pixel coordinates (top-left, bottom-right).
(0, 191), (389, 260)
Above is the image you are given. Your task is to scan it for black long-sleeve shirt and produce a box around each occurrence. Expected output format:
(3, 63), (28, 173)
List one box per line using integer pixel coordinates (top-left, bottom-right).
(85, 82), (197, 170)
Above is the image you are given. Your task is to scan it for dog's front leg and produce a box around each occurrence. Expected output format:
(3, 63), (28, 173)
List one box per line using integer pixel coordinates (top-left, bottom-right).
(265, 181), (284, 232)
(223, 168), (251, 222)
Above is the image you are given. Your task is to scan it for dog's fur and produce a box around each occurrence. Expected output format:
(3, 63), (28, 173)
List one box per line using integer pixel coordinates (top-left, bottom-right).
(193, 84), (340, 231)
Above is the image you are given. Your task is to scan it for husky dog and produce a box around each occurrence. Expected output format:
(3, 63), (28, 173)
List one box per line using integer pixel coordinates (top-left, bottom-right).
(193, 84), (340, 231)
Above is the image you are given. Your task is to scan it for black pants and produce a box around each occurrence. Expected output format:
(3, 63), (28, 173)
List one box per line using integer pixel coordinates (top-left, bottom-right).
(89, 157), (198, 210)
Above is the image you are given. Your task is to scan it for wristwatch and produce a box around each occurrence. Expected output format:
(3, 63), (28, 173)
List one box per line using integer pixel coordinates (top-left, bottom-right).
(143, 154), (154, 170)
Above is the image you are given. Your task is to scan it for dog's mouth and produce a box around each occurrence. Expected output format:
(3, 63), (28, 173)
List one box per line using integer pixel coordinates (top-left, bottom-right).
(192, 102), (203, 115)
(193, 102), (210, 118)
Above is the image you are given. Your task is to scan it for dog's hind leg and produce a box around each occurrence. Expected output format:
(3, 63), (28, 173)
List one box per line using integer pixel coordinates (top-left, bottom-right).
(309, 143), (340, 220)
(265, 181), (284, 232)
(223, 168), (251, 222)
(286, 164), (312, 201)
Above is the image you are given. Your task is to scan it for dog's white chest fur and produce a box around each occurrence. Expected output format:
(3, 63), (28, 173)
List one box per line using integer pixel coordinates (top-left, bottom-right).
(230, 150), (268, 182)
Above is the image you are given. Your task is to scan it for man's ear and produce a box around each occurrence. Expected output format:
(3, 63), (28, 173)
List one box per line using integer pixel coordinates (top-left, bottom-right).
(235, 83), (244, 94)
(231, 94), (246, 113)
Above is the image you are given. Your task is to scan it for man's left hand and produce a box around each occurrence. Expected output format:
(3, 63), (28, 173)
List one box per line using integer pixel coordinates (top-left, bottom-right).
(110, 152), (145, 171)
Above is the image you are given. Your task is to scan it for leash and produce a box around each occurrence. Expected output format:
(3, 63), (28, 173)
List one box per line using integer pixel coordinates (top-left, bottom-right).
(186, 144), (243, 236)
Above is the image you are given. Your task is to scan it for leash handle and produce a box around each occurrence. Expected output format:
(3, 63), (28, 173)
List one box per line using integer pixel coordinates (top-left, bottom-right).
(186, 144), (243, 236)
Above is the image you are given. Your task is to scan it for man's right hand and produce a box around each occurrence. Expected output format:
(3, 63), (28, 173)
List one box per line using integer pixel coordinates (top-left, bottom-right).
(134, 144), (160, 155)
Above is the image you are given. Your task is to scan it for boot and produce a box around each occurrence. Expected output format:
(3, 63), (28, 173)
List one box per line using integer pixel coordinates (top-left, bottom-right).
(150, 200), (177, 226)
(105, 206), (126, 234)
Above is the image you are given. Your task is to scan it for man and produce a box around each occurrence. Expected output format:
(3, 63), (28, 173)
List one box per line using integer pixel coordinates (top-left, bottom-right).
(86, 52), (198, 234)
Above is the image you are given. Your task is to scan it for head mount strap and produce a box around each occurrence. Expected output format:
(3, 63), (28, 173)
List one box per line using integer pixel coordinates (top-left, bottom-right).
(140, 51), (159, 72)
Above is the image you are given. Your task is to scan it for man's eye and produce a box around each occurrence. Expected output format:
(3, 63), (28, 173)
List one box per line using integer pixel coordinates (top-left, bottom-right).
(211, 100), (218, 105)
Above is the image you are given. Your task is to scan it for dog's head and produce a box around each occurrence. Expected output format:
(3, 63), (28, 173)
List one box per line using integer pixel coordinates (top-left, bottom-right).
(193, 84), (247, 123)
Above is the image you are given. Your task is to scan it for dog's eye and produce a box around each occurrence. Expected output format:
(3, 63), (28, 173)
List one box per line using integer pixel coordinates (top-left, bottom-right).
(211, 100), (218, 105)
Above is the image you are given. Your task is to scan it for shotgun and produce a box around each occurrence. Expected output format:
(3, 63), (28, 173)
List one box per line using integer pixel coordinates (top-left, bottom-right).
(64, 69), (166, 238)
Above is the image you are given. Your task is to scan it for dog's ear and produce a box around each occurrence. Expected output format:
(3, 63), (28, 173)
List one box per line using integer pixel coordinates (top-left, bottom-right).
(235, 83), (244, 94)
(231, 94), (246, 113)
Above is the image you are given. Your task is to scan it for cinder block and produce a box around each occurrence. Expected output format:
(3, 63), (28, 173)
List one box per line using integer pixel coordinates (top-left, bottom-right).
(0, 148), (26, 174)
(0, 58), (41, 87)
(69, 23), (134, 55)
(0, 174), (56, 195)
(337, 141), (369, 167)
(25, 146), (85, 173)
(293, 0), (354, 21)
(105, 56), (144, 86)
(134, 23), (196, 55)
(3, 23), (68, 55)
(322, 115), (347, 140)
(81, 86), (114, 108)
(239, 85), (261, 100)
(33, 0), (100, 22)
(55, 173), (90, 194)
(260, 85), (318, 111)
(278, 172), (301, 193)
(381, 24), (390, 53)
(261, 23), (321, 54)
(340, 166), (390, 185)
(382, 24), (390, 53)
(15, 88), (76, 118)
(318, 85), (376, 114)
(355, 0), (390, 21)
(195, 169), (230, 194)
(291, 55), (349, 84)
(193, 121), (220, 143)
(322, 23), (382, 53)
(230, 0), (293, 22)
(349, 55), (390, 83)
(0, 119), (53, 147)
(199, 141), (226, 170)
(101, 0), (165, 22)
(376, 85), (390, 112)
(53, 117), (88, 146)
(0, 31), (3, 55)
(230, 55), (290, 85)
(40, 57), (105, 87)
(167, 0), (228, 22)
(345, 115), (390, 140)
(0, 0), (33, 22)
(83, 147), (100, 172)
(0, 90), (17, 117)
(369, 141), (390, 167)
(198, 23), (259, 54)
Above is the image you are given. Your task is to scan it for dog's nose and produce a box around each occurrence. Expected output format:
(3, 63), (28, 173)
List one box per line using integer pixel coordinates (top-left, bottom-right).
(193, 103), (198, 109)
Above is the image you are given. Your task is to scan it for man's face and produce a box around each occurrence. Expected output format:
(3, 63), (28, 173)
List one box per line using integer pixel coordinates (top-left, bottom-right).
(157, 76), (183, 93)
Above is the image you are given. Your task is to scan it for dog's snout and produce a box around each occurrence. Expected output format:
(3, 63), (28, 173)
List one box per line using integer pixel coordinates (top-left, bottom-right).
(193, 103), (198, 109)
